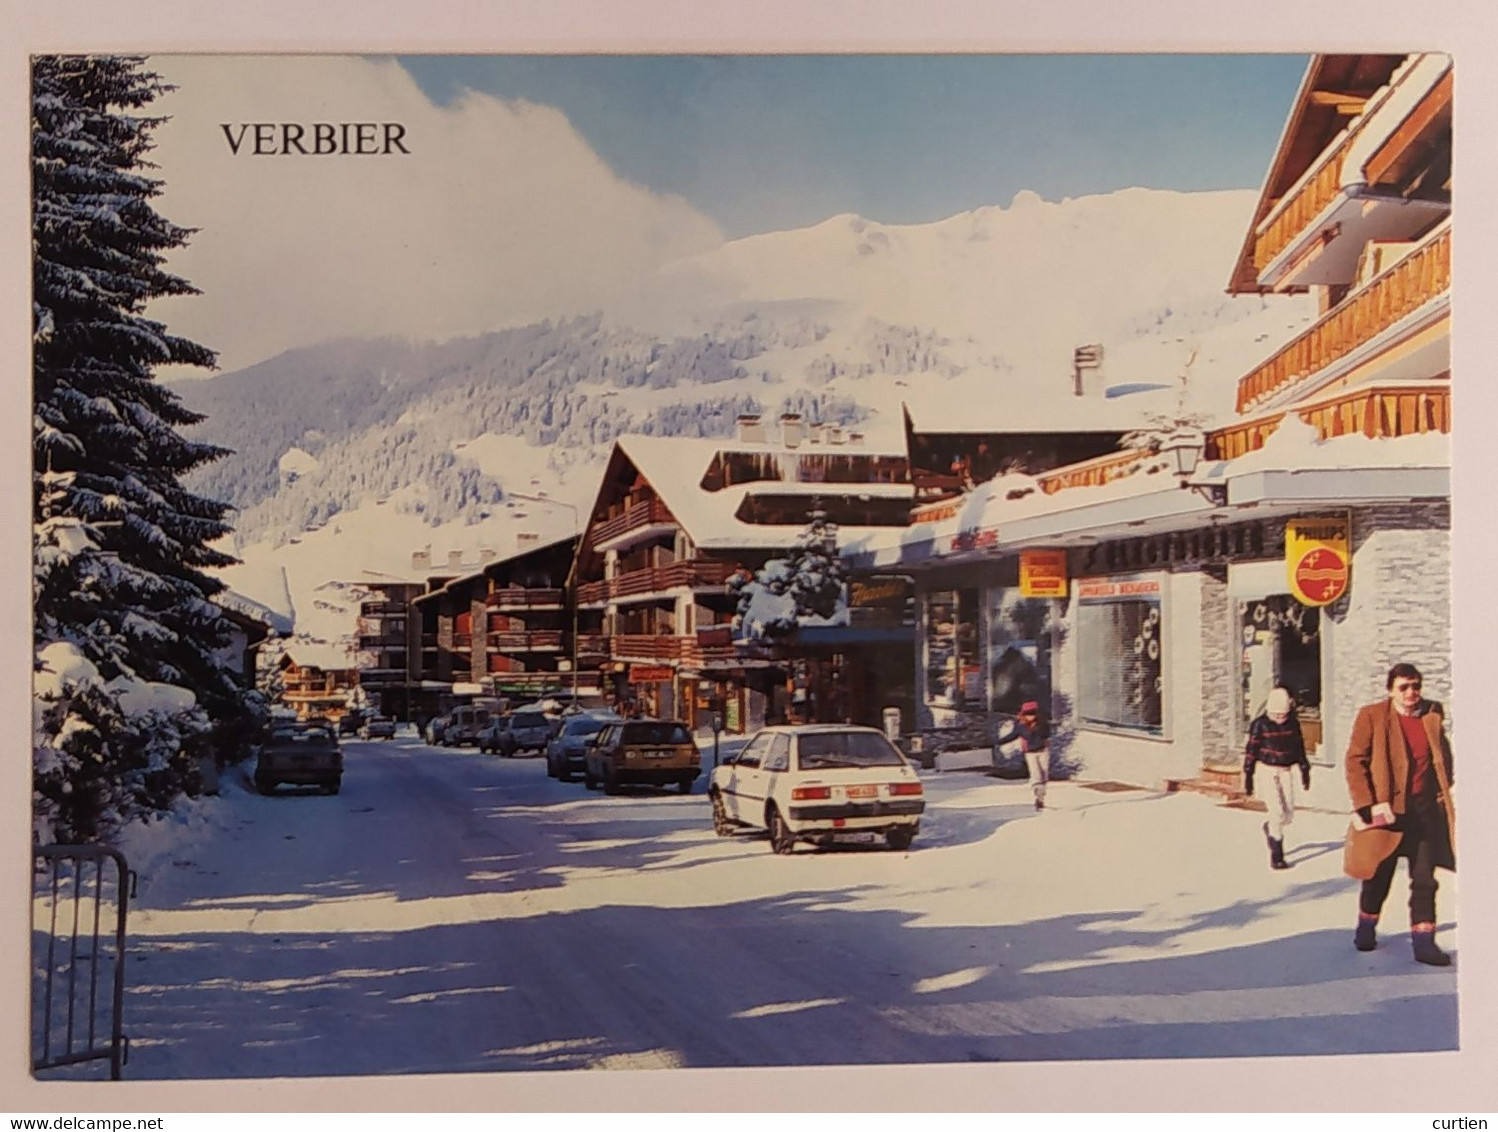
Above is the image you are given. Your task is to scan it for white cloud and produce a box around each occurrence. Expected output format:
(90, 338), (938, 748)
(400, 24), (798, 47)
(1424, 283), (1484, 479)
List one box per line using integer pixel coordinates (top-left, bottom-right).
(147, 56), (724, 373)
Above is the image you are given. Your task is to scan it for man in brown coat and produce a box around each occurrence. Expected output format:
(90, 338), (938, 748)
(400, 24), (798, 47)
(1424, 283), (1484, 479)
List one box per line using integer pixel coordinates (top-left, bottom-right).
(1344, 662), (1456, 966)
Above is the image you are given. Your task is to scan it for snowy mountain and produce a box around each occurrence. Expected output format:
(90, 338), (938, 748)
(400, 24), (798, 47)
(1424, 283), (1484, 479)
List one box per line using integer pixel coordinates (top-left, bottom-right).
(178, 186), (1316, 632)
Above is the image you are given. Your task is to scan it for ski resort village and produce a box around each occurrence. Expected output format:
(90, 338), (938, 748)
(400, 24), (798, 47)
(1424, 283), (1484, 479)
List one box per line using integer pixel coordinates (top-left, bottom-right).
(26, 49), (1475, 1103)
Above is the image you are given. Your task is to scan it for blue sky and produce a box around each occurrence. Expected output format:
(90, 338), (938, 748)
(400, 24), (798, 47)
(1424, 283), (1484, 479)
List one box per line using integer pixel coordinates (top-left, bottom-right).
(399, 54), (1310, 238)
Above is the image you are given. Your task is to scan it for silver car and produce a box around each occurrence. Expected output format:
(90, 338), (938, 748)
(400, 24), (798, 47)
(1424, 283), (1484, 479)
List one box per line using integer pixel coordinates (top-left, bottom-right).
(545, 711), (622, 781)
(501, 710), (552, 757)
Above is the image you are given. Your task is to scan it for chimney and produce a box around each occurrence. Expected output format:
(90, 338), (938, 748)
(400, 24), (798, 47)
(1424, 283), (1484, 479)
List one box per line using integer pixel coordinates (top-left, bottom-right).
(447, 549), (464, 569)
(1073, 343), (1105, 397)
(808, 422), (825, 445)
(516, 532), (539, 549)
(478, 546), (497, 563)
(410, 547), (432, 572)
(778, 412), (806, 448)
(736, 413), (766, 444)
(827, 425), (845, 446)
(847, 431), (864, 446)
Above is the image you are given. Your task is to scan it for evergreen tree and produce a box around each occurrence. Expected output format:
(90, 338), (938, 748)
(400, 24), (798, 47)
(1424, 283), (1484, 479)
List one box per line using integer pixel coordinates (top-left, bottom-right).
(731, 502), (848, 643)
(33, 55), (243, 840)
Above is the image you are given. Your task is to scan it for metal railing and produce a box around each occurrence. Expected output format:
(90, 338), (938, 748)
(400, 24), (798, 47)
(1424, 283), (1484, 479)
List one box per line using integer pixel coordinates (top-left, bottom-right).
(32, 844), (134, 1080)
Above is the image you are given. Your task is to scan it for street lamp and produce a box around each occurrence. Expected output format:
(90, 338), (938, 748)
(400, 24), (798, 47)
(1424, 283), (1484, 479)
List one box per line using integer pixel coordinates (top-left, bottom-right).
(1160, 426), (1227, 506)
(505, 490), (584, 703)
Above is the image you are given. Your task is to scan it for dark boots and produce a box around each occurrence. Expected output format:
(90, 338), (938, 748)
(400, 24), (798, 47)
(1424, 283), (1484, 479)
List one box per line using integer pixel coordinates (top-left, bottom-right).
(1411, 924), (1452, 967)
(1354, 913), (1378, 952)
(1262, 822), (1289, 870)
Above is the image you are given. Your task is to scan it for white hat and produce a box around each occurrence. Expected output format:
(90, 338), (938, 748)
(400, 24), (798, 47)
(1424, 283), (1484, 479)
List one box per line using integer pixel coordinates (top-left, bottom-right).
(1267, 688), (1293, 717)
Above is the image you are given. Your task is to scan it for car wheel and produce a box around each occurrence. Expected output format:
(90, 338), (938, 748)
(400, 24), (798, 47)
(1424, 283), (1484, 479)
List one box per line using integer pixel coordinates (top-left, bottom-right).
(558, 765), (573, 783)
(677, 777), (693, 794)
(603, 771), (621, 796)
(583, 769), (598, 790)
(711, 791), (734, 837)
(325, 780), (341, 796)
(886, 827), (915, 852)
(768, 806), (796, 855)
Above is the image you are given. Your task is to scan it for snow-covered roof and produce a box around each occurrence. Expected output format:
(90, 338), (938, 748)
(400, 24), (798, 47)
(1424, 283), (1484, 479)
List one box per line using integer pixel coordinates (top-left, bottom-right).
(283, 643), (358, 671)
(214, 588), (294, 636)
(904, 392), (1163, 435)
(845, 423), (1450, 570)
(616, 435), (909, 551)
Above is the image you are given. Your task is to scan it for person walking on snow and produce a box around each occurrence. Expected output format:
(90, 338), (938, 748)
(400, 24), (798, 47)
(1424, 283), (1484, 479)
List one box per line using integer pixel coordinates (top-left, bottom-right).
(997, 701), (1050, 810)
(1243, 686), (1310, 870)
(1343, 663), (1456, 966)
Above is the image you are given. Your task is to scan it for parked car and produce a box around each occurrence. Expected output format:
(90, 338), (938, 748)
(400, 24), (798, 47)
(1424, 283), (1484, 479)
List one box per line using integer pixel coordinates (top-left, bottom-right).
(477, 715), (512, 755)
(545, 710), (622, 781)
(360, 715), (397, 740)
(583, 718), (699, 794)
(338, 710), (367, 737)
(425, 713), (449, 746)
(445, 704), (492, 746)
(500, 709), (552, 757)
(255, 721), (343, 796)
(708, 724), (924, 853)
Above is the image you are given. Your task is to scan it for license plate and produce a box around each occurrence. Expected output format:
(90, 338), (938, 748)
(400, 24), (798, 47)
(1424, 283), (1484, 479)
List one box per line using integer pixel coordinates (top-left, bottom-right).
(835, 831), (878, 843)
(643, 748), (672, 759)
(845, 785), (877, 799)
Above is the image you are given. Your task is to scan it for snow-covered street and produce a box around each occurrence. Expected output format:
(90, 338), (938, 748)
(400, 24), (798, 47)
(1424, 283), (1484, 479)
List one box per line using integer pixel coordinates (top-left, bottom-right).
(77, 735), (1459, 1080)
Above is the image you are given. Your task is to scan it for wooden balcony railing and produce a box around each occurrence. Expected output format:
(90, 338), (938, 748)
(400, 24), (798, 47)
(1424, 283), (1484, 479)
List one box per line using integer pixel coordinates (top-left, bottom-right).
(1209, 381), (1450, 461)
(359, 601), (407, 616)
(485, 586), (563, 609)
(486, 630), (564, 652)
(611, 634), (683, 662)
(587, 498), (674, 550)
(1037, 448), (1151, 495)
(575, 633), (611, 658)
(576, 560), (736, 605)
(1237, 225), (1451, 413)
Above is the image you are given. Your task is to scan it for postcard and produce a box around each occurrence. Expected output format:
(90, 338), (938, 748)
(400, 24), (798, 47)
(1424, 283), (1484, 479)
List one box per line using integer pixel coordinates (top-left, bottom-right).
(9, 0), (1498, 1118)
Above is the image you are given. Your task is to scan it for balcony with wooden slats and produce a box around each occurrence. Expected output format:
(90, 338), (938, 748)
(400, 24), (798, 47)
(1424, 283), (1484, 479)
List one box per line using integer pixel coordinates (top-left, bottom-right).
(1037, 448), (1152, 496)
(485, 586), (564, 610)
(576, 560), (736, 607)
(486, 630), (564, 653)
(1209, 380), (1450, 461)
(586, 498), (675, 553)
(575, 633), (612, 660)
(1236, 224), (1450, 413)
(611, 634), (684, 662)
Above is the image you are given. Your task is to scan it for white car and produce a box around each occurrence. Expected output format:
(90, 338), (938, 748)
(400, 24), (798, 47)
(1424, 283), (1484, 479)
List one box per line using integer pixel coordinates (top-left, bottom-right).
(709, 725), (925, 853)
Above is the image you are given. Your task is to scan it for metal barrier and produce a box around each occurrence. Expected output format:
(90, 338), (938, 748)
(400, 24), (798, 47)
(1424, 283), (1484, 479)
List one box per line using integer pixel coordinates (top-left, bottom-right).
(32, 844), (135, 1080)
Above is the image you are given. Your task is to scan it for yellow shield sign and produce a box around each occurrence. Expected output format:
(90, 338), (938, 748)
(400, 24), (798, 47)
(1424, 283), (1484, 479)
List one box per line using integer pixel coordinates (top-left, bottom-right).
(1285, 514), (1351, 607)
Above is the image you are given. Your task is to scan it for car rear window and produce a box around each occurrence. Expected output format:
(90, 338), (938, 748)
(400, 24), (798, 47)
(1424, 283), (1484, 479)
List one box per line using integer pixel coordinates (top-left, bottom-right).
(621, 722), (691, 745)
(270, 727), (334, 747)
(565, 716), (614, 736)
(796, 731), (905, 769)
(512, 712), (547, 727)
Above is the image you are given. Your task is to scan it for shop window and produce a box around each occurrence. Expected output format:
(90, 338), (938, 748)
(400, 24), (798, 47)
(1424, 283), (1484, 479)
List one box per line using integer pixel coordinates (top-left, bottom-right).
(1078, 596), (1163, 734)
(988, 594), (1054, 715)
(925, 589), (980, 709)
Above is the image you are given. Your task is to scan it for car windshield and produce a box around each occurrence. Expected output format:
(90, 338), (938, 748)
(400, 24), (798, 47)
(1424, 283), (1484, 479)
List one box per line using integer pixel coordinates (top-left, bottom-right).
(796, 731), (904, 770)
(621, 722), (691, 745)
(512, 712), (546, 727)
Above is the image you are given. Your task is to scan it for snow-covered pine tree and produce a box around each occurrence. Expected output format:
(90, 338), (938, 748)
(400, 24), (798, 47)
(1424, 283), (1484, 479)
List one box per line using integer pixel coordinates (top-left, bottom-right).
(33, 55), (246, 840)
(731, 502), (848, 643)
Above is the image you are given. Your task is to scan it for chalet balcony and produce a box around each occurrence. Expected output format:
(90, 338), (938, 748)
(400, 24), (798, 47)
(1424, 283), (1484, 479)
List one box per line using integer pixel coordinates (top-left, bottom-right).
(1236, 223), (1450, 412)
(1209, 380), (1450, 461)
(575, 633), (611, 659)
(1037, 449), (1152, 495)
(357, 633), (406, 650)
(586, 498), (676, 554)
(1253, 61), (1451, 280)
(486, 630), (564, 653)
(611, 634), (684, 662)
(485, 586), (564, 610)
(360, 601), (407, 616)
(577, 560), (736, 607)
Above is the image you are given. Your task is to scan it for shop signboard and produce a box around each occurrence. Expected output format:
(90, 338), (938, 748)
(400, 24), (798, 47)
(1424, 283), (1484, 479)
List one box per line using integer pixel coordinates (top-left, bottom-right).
(1019, 549), (1069, 598)
(628, 664), (675, 684)
(1285, 514), (1351, 607)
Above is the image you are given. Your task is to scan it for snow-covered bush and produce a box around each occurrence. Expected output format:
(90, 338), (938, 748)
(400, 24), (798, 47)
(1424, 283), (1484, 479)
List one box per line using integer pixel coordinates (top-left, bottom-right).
(732, 506), (849, 642)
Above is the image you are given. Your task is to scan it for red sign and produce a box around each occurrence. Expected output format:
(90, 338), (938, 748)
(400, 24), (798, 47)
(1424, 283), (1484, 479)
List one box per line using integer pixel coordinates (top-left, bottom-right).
(1292, 547), (1349, 605)
(628, 665), (674, 684)
(1078, 578), (1162, 600)
(1020, 550), (1068, 598)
